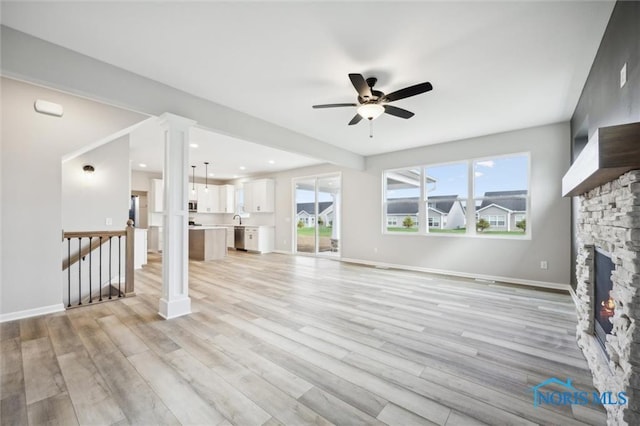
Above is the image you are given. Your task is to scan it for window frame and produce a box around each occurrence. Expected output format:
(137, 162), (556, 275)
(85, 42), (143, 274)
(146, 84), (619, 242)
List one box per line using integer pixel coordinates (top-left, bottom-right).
(382, 152), (530, 239)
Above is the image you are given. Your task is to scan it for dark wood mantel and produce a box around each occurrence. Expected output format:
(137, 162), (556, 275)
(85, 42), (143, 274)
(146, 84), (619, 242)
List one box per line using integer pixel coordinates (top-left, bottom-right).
(562, 122), (640, 197)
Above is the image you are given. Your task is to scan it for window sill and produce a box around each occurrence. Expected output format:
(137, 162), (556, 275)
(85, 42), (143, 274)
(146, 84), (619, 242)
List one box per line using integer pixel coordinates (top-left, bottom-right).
(382, 231), (531, 241)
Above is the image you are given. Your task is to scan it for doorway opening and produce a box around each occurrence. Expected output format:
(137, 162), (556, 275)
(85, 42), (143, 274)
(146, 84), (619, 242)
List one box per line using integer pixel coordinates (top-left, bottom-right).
(294, 174), (341, 257)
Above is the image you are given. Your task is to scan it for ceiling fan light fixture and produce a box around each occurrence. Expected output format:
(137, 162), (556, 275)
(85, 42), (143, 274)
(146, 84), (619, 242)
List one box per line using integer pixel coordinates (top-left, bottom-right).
(357, 104), (384, 120)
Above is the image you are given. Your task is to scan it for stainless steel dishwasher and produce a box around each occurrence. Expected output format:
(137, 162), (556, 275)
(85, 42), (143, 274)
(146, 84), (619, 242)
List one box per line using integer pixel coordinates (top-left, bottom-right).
(234, 226), (245, 250)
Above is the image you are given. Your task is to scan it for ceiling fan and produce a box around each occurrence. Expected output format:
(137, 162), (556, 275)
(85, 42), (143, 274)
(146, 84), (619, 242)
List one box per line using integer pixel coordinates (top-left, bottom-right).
(312, 73), (433, 128)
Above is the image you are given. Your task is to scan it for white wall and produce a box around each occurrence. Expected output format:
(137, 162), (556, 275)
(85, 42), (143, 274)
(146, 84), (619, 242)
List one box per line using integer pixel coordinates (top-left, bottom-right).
(62, 136), (130, 232)
(131, 169), (162, 192)
(271, 122), (572, 287)
(0, 77), (146, 320)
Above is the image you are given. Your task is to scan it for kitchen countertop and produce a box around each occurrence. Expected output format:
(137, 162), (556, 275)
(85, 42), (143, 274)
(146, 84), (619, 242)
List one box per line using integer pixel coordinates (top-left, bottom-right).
(189, 226), (227, 230)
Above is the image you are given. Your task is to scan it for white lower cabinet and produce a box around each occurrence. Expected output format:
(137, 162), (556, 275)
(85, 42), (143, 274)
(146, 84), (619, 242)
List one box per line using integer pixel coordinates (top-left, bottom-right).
(226, 226), (235, 248)
(134, 228), (148, 269)
(244, 226), (274, 253)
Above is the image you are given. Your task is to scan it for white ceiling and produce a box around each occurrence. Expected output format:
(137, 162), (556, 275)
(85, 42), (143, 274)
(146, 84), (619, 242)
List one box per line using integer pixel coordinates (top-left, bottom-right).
(129, 118), (322, 179)
(1, 1), (615, 160)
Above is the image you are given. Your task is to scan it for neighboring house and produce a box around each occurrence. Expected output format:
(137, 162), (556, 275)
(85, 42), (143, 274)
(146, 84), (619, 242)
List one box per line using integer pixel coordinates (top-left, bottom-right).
(387, 195), (466, 229)
(427, 195), (466, 230)
(386, 198), (419, 228)
(476, 190), (527, 231)
(297, 201), (333, 227)
(387, 191), (526, 232)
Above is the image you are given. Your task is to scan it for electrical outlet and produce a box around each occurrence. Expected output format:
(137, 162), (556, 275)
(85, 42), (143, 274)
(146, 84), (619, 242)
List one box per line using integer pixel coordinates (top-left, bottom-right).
(620, 63), (627, 88)
(373, 247), (378, 253)
(105, 217), (113, 226)
(540, 260), (548, 270)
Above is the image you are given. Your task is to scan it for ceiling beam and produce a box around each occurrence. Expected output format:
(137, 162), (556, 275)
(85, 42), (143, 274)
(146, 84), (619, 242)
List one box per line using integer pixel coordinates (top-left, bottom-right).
(0, 26), (364, 170)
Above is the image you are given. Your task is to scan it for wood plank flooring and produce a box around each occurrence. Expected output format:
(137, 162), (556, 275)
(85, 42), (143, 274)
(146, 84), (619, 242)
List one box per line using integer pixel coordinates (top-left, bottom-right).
(1, 251), (607, 425)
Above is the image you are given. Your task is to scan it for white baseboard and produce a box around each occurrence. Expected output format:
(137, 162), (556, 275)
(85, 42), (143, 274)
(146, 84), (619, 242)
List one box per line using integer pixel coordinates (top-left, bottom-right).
(569, 286), (579, 306)
(0, 303), (65, 323)
(340, 257), (571, 292)
(272, 250), (292, 255)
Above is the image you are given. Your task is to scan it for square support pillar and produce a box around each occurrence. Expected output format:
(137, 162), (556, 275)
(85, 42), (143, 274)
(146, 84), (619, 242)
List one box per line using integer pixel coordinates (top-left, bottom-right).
(158, 113), (196, 319)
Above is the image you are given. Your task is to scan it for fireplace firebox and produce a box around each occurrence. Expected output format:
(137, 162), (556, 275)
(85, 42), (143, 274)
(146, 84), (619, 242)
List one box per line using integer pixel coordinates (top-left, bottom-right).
(593, 248), (614, 351)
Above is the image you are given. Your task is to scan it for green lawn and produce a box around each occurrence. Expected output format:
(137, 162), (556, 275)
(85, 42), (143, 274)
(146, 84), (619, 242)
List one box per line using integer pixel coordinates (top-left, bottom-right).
(297, 226), (332, 237)
(479, 230), (526, 235)
(386, 227), (419, 233)
(429, 228), (466, 234)
(386, 227), (525, 236)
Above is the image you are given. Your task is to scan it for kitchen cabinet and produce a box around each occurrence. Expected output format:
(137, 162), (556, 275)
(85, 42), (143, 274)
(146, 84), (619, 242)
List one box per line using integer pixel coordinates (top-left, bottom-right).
(147, 226), (163, 252)
(243, 179), (274, 213)
(219, 185), (235, 213)
(151, 179), (164, 213)
(134, 228), (148, 269)
(195, 184), (234, 213)
(189, 227), (227, 261)
(244, 226), (274, 253)
(196, 183), (220, 213)
(225, 226), (235, 248)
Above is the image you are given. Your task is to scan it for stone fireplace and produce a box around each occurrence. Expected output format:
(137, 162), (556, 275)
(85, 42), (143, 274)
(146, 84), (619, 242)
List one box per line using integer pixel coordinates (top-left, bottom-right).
(574, 169), (640, 425)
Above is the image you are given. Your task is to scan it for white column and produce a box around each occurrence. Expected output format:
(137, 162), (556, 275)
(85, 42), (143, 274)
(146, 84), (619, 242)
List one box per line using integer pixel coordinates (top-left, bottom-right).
(158, 113), (196, 319)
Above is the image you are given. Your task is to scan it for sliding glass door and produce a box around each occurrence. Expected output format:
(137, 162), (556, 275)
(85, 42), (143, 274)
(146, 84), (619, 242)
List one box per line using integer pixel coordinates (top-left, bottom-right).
(294, 174), (341, 257)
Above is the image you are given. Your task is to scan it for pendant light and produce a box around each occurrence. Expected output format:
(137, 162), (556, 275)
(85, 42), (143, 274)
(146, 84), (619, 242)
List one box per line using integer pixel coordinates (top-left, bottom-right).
(204, 162), (209, 192)
(191, 165), (196, 194)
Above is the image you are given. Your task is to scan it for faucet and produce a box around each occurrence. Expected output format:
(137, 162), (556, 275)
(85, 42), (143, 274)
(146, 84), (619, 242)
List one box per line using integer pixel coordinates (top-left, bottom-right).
(233, 214), (242, 225)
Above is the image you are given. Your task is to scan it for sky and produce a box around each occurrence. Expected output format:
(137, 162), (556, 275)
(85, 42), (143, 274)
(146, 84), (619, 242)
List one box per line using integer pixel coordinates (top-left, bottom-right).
(388, 154), (529, 199)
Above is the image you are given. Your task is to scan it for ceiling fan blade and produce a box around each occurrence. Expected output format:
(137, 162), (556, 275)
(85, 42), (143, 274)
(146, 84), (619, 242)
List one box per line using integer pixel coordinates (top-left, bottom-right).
(348, 73), (373, 99)
(348, 114), (363, 125)
(312, 103), (358, 109)
(384, 105), (415, 119)
(383, 82), (433, 103)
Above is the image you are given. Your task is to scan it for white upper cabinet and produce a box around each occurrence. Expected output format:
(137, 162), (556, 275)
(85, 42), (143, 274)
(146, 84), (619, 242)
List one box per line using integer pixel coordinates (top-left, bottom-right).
(219, 185), (236, 213)
(243, 179), (274, 213)
(196, 183), (220, 213)
(190, 183), (234, 214)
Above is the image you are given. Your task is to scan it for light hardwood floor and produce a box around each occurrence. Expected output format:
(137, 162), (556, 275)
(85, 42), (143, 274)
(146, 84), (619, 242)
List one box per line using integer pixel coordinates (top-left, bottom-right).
(1, 251), (606, 425)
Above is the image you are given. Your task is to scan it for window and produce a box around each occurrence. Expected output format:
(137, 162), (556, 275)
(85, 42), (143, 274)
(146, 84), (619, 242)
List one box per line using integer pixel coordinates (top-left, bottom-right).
(424, 162), (467, 233)
(384, 168), (420, 232)
(482, 215), (506, 227)
(383, 153), (529, 237)
(474, 155), (529, 236)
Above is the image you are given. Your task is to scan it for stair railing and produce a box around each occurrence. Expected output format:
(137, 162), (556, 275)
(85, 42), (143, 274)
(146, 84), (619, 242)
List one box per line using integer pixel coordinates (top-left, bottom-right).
(62, 220), (135, 308)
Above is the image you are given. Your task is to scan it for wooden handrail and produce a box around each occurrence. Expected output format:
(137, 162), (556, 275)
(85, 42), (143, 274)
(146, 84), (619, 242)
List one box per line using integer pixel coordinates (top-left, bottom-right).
(62, 236), (110, 271)
(61, 221), (135, 304)
(63, 230), (126, 239)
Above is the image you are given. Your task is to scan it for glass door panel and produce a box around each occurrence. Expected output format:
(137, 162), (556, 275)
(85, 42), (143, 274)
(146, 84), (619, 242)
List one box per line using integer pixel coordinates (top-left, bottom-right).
(295, 179), (316, 254)
(316, 176), (340, 256)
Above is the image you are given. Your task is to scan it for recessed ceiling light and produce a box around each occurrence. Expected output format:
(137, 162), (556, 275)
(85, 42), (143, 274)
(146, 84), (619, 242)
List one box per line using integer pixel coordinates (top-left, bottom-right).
(239, 166), (246, 170)
(209, 173), (215, 177)
(190, 143), (199, 148)
(139, 163), (147, 168)
(268, 160), (275, 164)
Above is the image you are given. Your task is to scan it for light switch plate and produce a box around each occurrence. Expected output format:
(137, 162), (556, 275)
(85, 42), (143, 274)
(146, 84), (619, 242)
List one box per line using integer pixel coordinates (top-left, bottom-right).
(620, 63), (627, 88)
(105, 217), (113, 225)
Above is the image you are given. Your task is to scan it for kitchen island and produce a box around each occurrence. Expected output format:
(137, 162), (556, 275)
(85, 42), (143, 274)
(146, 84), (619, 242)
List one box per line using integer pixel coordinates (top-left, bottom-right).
(188, 226), (227, 261)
